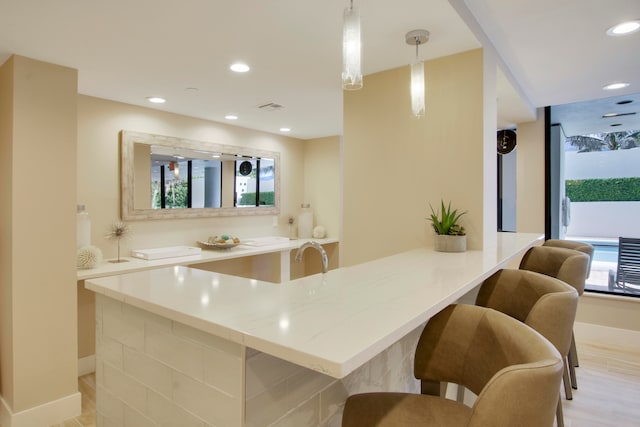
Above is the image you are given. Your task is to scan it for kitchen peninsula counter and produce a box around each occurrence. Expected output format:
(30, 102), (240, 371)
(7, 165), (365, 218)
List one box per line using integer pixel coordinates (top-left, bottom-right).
(85, 232), (542, 426)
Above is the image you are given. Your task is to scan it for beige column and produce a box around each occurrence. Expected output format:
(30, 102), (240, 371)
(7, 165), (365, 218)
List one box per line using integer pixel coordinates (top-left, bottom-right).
(0, 55), (80, 425)
(516, 109), (546, 234)
(342, 49), (493, 267)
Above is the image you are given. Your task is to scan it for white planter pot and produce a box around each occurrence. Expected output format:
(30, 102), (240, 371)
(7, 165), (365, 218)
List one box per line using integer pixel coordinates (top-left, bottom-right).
(434, 235), (466, 253)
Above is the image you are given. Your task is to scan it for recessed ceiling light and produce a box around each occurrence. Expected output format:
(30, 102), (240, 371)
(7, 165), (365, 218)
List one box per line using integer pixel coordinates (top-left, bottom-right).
(280, 127), (291, 132)
(602, 112), (636, 118)
(230, 63), (250, 73)
(225, 115), (238, 120)
(606, 20), (640, 36)
(603, 82), (630, 90)
(147, 97), (166, 103)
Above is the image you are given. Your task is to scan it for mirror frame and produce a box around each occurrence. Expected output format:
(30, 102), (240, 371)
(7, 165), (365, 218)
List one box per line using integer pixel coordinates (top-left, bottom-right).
(120, 130), (280, 220)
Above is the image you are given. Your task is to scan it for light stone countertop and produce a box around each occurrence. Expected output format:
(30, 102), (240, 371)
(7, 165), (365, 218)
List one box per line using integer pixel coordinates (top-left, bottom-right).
(77, 237), (338, 281)
(85, 232), (542, 378)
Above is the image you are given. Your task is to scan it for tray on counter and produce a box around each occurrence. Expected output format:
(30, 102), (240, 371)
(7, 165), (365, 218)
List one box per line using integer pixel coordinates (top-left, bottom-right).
(131, 246), (202, 260)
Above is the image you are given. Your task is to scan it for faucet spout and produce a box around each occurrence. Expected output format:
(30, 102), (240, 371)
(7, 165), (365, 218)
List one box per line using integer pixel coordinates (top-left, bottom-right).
(295, 241), (329, 274)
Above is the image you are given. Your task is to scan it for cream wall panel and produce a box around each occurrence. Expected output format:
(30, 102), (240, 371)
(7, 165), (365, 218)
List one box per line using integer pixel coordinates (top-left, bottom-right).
(77, 283), (96, 359)
(0, 55), (79, 417)
(423, 51), (485, 252)
(516, 108), (546, 233)
(342, 49), (486, 267)
(302, 136), (341, 239)
(577, 293), (640, 332)
(0, 54), (15, 411)
(193, 254), (281, 283)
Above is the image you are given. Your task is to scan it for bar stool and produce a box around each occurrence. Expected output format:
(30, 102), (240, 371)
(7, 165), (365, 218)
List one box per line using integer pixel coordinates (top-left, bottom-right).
(543, 239), (594, 276)
(519, 245), (590, 391)
(543, 239), (594, 371)
(342, 304), (563, 427)
(475, 269), (578, 426)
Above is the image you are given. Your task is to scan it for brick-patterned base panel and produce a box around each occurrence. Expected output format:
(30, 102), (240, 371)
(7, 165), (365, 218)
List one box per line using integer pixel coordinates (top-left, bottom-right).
(96, 294), (423, 427)
(95, 295), (245, 427)
(245, 327), (423, 427)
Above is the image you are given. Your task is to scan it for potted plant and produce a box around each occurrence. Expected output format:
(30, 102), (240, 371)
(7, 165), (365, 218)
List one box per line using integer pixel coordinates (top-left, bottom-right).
(428, 200), (467, 252)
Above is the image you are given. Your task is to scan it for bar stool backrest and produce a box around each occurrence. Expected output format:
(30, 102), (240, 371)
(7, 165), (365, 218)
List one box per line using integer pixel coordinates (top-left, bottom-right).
(519, 246), (589, 295)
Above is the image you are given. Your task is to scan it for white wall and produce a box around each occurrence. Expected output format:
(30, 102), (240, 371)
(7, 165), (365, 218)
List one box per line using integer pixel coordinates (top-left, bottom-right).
(565, 201), (640, 238)
(566, 147), (640, 179)
(499, 148), (517, 231)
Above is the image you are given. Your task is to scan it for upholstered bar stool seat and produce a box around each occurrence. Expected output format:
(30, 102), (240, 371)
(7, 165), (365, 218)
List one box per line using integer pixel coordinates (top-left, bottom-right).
(476, 268), (578, 426)
(519, 245), (590, 392)
(543, 239), (594, 276)
(342, 304), (563, 427)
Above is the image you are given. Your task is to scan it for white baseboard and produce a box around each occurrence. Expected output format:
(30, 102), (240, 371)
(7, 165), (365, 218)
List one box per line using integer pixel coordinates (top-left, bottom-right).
(0, 391), (81, 427)
(78, 355), (96, 376)
(574, 321), (640, 361)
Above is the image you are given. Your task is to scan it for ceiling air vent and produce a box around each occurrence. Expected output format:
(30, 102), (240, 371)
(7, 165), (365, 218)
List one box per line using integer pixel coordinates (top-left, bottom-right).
(257, 102), (284, 111)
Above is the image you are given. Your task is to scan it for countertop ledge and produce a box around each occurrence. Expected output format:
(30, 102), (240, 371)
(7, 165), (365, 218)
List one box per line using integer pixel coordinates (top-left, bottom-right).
(85, 232), (542, 378)
(77, 237), (338, 281)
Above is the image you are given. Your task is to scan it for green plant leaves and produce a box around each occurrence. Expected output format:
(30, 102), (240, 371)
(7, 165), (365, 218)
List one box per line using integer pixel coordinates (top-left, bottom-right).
(428, 200), (467, 236)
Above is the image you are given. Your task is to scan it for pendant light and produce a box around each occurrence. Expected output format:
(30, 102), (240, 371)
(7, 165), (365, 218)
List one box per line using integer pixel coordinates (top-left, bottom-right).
(406, 30), (429, 117)
(342, 0), (363, 90)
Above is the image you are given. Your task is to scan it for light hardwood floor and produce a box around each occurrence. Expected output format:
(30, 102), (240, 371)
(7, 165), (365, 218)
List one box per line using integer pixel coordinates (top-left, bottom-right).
(52, 341), (639, 427)
(50, 374), (95, 427)
(561, 341), (640, 427)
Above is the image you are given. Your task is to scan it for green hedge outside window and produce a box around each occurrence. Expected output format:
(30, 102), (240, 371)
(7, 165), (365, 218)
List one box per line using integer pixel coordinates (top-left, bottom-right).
(566, 177), (640, 202)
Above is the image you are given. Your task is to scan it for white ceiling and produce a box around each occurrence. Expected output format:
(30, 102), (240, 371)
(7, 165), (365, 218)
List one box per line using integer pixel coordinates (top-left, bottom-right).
(0, 0), (638, 139)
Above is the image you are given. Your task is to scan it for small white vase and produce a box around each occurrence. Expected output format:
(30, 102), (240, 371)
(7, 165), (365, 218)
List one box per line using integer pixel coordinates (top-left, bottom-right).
(434, 235), (466, 253)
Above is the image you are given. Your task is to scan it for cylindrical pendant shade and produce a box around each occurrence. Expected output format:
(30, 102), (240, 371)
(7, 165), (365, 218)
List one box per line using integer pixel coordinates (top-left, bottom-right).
(342, 6), (363, 90)
(410, 61), (425, 117)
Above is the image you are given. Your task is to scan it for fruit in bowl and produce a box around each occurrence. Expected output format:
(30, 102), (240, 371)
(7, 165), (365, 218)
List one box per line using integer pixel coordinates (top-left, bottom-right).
(208, 234), (240, 245)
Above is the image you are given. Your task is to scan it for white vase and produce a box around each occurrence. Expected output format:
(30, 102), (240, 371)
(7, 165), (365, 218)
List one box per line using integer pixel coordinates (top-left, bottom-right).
(434, 234), (466, 252)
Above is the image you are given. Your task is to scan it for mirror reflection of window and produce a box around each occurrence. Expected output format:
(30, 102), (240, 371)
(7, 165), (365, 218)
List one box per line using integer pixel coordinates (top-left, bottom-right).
(235, 159), (257, 207)
(234, 159), (275, 207)
(151, 158), (223, 209)
(123, 131), (280, 219)
(258, 158), (275, 206)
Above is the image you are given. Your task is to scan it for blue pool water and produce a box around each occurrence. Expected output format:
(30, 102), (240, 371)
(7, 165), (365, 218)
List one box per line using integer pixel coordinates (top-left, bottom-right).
(592, 245), (618, 263)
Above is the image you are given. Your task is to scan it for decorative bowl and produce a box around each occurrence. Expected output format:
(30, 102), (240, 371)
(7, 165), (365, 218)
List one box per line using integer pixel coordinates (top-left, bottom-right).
(197, 241), (239, 250)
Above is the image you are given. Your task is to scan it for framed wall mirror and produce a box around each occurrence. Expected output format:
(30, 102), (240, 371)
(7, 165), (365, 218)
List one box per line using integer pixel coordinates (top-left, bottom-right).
(121, 130), (280, 220)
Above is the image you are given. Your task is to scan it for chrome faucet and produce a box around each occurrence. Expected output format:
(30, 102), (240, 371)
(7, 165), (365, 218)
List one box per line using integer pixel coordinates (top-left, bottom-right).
(295, 241), (329, 274)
